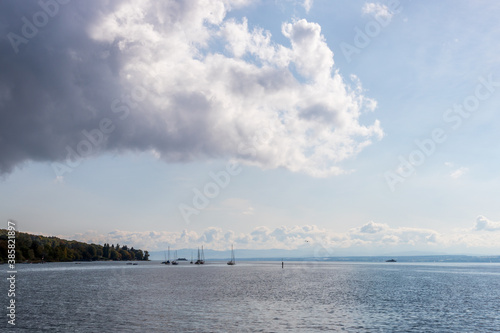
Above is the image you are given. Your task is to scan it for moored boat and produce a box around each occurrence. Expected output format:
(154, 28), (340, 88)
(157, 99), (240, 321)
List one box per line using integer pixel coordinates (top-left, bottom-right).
(227, 244), (235, 266)
(195, 246), (205, 264)
(162, 247), (171, 265)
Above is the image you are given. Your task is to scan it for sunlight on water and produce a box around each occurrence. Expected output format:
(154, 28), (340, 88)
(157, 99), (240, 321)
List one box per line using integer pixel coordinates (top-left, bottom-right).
(2, 261), (500, 332)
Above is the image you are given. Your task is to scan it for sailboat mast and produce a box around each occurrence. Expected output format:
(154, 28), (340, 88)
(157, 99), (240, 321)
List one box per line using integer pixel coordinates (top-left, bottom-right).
(227, 244), (235, 265)
(164, 246), (171, 264)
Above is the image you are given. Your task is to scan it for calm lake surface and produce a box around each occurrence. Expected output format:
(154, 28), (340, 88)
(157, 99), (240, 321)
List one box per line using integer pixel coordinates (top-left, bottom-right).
(2, 261), (500, 332)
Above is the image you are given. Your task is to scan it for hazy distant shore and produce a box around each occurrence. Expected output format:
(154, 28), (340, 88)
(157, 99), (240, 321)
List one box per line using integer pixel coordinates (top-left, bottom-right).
(150, 253), (500, 263)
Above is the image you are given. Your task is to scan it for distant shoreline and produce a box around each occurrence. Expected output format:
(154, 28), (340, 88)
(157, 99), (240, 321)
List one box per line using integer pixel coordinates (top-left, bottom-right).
(4, 256), (500, 264)
(151, 255), (500, 263)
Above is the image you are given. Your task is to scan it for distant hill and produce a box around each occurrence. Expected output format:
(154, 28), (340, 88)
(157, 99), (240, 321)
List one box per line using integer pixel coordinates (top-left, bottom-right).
(0, 229), (149, 263)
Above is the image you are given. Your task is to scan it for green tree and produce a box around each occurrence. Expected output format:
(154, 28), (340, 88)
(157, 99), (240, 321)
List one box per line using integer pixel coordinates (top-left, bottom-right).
(103, 243), (110, 258)
(119, 249), (132, 261)
(0, 230), (148, 263)
(135, 250), (144, 261)
(110, 249), (121, 260)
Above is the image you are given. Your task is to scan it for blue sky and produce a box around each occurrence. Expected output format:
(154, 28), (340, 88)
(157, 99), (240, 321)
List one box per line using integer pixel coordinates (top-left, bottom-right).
(1, 0), (500, 255)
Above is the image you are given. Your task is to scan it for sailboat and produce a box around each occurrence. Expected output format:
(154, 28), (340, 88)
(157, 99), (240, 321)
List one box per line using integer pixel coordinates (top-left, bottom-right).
(161, 251), (168, 264)
(190, 251), (193, 264)
(195, 246), (205, 265)
(172, 250), (179, 265)
(227, 244), (235, 265)
(163, 246), (171, 265)
(195, 247), (201, 264)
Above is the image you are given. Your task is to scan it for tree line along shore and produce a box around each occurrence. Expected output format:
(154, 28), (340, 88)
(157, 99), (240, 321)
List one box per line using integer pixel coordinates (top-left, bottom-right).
(0, 229), (149, 263)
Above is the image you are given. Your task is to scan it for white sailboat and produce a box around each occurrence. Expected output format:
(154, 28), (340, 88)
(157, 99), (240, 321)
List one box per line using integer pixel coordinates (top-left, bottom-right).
(163, 246), (171, 265)
(227, 244), (235, 265)
(195, 247), (201, 264)
(161, 251), (167, 264)
(195, 246), (205, 264)
(172, 250), (179, 265)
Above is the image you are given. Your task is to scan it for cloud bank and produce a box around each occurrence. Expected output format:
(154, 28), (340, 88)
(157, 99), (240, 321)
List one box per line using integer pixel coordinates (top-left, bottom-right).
(0, 0), (382, 177)
(64, 216), (500, 253)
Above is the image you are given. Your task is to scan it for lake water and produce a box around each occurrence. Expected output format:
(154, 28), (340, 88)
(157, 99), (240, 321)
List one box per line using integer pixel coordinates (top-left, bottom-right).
(2, 261), (500, 332)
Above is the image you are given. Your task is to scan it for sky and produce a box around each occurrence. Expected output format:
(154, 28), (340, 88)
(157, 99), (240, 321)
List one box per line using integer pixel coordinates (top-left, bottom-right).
(1, 0), (500, 256)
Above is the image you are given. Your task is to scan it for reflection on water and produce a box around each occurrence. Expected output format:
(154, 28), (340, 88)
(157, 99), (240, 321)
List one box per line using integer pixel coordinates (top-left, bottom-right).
(2, 261), (500, 332)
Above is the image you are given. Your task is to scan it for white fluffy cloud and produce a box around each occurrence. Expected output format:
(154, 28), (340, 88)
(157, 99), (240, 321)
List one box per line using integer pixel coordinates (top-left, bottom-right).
(474, 215), (500, 231)
(362, 2), (394, 20)
(303, 0), (313, 13)
(65, 216), (500, 253)
(0, 0), (382, 177)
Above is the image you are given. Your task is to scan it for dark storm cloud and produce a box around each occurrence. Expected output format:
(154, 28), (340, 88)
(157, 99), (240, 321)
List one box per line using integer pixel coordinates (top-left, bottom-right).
(0, 0), (382, 177)
(0, 0), (125, 173)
